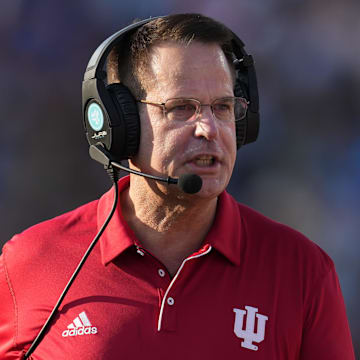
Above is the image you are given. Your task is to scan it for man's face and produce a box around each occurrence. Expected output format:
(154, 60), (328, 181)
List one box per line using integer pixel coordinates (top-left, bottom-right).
(130, 41), (237, 199)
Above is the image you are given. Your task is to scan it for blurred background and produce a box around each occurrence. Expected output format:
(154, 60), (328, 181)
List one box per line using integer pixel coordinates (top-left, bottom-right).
(1, 0), (359, 356)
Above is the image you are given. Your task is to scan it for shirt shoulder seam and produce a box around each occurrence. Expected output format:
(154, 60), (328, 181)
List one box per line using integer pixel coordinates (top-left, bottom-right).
(2, 246), (19, 350)
(302, 256), (335, 326)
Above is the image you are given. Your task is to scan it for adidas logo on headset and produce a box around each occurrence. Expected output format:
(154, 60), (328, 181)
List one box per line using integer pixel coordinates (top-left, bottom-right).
(62, 311), (98, 337)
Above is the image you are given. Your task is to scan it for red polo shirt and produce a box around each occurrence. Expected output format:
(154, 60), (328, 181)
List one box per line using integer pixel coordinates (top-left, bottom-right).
(0, 176), (354, 359)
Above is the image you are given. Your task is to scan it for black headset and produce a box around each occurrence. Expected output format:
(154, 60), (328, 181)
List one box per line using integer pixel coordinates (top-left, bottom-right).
(82, 16), (260, 162)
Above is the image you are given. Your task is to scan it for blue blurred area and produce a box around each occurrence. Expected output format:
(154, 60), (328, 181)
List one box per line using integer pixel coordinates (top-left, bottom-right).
(1, 0), (359, 355)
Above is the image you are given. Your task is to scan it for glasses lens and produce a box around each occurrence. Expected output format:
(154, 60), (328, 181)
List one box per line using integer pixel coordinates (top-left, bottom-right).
(234, 98), (248, 121)
(163, 97), (248, 122)
(212, 98), (235, 122)
(212, 98), (247, 122)
(164, 99), (198, 121)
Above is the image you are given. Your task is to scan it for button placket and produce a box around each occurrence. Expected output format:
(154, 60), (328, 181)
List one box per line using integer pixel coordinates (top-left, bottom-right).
(157, 245), (213, 331)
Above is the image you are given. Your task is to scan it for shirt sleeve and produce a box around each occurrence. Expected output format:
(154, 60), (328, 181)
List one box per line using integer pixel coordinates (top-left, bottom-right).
(300, 263), (355, 359)
(0, 251), (24, 359)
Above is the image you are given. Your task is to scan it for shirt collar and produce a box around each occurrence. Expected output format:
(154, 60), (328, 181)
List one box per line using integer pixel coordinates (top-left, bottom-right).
(98, 176), (137, 265)
(204, 191), (242, 266)
(98, 176), (243, 266)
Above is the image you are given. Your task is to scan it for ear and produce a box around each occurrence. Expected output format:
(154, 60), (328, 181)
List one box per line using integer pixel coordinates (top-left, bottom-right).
(107, 48), (121, 84)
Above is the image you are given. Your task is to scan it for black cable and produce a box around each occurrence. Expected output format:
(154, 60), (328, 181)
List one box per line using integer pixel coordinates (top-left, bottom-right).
(24, 170), (119, 359)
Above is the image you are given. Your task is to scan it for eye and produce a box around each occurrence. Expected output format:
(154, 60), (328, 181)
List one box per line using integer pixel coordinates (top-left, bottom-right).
(213, 100), (233, 113)
(213, 103), (231, 112)
(169, 102), (196, 113)
(165, 99), (197, 120)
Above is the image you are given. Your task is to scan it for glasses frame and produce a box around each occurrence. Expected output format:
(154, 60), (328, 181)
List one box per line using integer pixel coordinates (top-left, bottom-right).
(138, 97), (249, 123)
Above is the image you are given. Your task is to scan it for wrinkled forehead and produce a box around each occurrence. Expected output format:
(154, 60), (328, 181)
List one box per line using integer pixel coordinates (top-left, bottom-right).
(146, 41), (235, 95)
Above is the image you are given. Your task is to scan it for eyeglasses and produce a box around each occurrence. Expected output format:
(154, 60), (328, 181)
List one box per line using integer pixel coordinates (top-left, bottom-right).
(138, 97), (249, 123)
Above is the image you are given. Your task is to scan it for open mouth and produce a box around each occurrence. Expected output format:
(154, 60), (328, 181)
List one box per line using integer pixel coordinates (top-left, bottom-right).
(193, 155), (216, 167)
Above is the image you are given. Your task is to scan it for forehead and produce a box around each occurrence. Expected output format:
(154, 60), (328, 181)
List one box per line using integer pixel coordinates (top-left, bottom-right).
(146, 41), (234, 99)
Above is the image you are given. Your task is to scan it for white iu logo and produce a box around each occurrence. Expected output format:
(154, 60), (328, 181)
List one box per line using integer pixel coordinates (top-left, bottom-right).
(233, 306), (268, 351)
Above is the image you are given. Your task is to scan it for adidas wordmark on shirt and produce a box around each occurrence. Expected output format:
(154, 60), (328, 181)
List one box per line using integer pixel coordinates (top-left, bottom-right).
(62, 311), (97, 337)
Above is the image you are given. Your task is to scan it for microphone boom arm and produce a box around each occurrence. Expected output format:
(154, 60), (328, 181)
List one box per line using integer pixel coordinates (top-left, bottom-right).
(89, 144), (178, 184)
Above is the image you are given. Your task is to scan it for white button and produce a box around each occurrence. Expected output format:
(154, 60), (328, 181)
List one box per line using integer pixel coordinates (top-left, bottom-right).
(167, 297), (175, 306)
(158, 269), (165, 277)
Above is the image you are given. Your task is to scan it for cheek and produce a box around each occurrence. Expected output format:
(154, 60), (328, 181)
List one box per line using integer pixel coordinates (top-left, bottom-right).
(222, 124), (237, 161)
(144, 120), (184, 169)
(137, 107), (186, 170)
(152, 127), (184, 162)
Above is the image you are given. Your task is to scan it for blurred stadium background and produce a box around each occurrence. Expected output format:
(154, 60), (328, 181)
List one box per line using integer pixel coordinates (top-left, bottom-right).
(1, 0), (359, 356)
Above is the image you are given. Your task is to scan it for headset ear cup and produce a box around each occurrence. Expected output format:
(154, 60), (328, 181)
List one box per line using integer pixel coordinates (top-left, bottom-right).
(244, 110), (260, 145)
(234, 65), (259, 148)
(106, 83), (140, 159)
(234, 76), (247, 148)
(236, 119), (246, 149)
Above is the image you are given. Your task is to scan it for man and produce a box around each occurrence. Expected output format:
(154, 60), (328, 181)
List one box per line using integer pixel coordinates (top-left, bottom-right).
(0, 13), (355, 359)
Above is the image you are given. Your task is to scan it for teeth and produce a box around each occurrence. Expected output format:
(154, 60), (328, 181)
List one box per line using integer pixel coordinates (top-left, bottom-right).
(195, 159), (212, 166)
(194, 156), (214, 166)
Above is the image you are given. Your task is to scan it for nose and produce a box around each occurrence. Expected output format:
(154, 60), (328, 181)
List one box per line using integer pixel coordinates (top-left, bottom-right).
(193, 105), (219, 141)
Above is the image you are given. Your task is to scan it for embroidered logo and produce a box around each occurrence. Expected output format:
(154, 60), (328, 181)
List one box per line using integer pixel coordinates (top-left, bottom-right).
(62, 311), (98, 337)
(233, 306), (268, 351)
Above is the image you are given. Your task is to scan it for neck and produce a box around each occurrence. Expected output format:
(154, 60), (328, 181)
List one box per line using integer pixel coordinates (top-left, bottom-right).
(121, 175), (218, 275)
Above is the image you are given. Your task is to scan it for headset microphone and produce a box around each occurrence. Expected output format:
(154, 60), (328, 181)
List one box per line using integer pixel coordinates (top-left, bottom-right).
(177, 173), (203, 194)
(89, 144), (203, 194)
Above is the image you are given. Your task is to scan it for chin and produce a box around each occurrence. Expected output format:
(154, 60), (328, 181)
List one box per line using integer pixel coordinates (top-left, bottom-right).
(194, 178), (228, 199)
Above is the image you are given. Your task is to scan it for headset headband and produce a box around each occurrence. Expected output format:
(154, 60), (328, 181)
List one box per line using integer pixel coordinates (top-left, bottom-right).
(84, 17), (164, 81)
